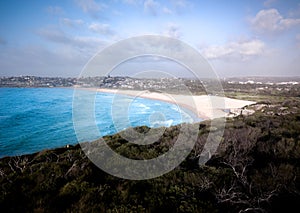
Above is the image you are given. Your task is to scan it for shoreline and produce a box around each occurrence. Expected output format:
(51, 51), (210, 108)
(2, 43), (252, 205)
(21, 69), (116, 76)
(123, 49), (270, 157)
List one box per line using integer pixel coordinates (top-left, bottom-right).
(75, 87), (256, 120)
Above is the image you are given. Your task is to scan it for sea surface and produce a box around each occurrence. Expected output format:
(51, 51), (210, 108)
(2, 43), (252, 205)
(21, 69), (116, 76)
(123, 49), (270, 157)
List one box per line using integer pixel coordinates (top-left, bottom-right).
(0, 88), (200, 158)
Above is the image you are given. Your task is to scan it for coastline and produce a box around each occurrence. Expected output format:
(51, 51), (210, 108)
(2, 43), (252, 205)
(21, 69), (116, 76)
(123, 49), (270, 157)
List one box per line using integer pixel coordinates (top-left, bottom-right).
(74, 87), (256, 120)
(2, 97), (299, 212)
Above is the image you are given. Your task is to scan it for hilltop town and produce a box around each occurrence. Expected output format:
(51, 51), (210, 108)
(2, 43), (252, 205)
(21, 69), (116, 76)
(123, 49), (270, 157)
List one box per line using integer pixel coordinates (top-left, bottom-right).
(1, 75), (299, 97)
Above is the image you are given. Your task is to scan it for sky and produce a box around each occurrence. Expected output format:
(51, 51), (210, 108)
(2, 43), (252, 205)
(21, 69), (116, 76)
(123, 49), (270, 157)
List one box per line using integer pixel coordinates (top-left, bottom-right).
(0, 0), (299, 77)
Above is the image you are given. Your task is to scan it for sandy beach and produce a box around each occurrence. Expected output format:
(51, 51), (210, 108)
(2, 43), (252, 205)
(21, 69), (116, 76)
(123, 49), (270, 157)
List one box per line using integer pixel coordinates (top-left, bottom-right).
(76, 88), (256, 120)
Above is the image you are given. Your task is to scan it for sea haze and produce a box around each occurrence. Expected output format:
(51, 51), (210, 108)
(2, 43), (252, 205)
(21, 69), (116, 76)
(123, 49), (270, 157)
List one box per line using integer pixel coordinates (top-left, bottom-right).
(0, 88), (199, 158)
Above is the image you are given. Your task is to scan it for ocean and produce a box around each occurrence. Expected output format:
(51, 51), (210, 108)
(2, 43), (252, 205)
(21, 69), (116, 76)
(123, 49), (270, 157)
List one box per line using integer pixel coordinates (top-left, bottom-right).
(0, 88), (200, 158)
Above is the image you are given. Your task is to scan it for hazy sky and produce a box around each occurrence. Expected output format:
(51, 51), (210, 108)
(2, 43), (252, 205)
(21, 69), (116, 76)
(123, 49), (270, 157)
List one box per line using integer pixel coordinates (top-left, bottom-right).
(0, 0), (299, 77)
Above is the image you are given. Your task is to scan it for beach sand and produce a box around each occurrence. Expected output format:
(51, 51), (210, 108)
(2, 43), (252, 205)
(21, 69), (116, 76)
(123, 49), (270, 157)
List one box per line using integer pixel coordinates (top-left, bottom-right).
(79, 88), (256, 120)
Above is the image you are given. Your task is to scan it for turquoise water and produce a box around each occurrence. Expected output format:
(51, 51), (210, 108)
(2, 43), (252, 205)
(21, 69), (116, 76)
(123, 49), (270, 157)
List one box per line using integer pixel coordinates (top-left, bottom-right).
(0, 88), (200, 158)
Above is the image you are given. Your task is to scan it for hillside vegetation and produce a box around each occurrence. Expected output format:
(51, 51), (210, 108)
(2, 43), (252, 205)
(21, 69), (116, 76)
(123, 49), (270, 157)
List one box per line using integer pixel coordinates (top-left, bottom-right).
(1, 98), (300, 212)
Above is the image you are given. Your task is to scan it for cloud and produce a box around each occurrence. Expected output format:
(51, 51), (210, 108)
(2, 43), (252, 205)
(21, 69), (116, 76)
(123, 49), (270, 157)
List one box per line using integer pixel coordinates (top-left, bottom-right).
(263, 0), (276, 8)
(5, 28), (110, 76)
(122, 0), (141, 5)
(112, 10), (122, 16)
(143, 0), (188, 16)
(61, 18), (84, 28)
(36, 26), (107, 55)
(37, 27), (70, 44)
(162, 7), (173, 14)
(72, 36), (107, 50)
(201, 39), (265, 60)
(288, 3), (300, 18)
(0, 37), (6, 45)
(251, 8), (300, 33)
(297, 34), (300, 48)
(46, 6), (64, 16)
(0, 44), (85, 77)
(170, 0), (191, 14)
(144, 0), (160, 16)
(88, 23), (115, 36)
(75, 0), (107, 18)
(172, 0), (189, 8)
(163, 23), (181, 39)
